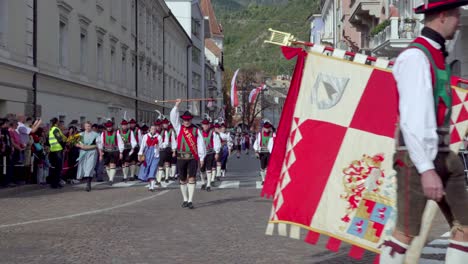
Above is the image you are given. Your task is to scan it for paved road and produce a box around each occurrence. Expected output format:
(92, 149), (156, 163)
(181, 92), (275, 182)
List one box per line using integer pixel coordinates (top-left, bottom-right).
(0, 153), (452, 263)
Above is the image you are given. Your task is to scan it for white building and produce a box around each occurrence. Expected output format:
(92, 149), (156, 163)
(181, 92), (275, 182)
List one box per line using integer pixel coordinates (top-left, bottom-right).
(165, 0), (210, 120)
(0, 0), (190, 124)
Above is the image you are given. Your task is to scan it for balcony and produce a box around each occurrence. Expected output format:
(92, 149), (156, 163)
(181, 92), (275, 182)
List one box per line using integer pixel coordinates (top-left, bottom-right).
(349, 0), (380, 27)
(370, 17), (422, 58)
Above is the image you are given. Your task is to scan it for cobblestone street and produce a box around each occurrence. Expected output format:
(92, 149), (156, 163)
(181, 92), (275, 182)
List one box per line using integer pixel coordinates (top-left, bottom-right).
(0, 154), (452, 263)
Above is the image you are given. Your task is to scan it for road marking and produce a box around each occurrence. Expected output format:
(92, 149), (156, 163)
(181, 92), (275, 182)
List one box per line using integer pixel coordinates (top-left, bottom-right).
(112, 182), (138, 188)
(420, 259), (444, 264)
(218, 181), (240, 189)
(0, 190), (169, 229)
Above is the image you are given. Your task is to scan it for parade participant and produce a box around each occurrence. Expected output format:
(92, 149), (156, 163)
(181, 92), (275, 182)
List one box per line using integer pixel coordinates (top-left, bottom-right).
(47, 117), (66, 189)
(129, 119), (142, 181)
(138, 124), (163, 191)
(140, 124), (149, 135)
(76, 122), (99, 192)
(154, 119), (163, 135)
(200, 116), (221, 191)
(167, 121), (178, 180)
(253, 120), (275, 185)
(234, 133), (242, 158)
(98, 120), (119, 186)
(243, 132), (251, 155)
(379, 1), (468, 263)
(214, 122), (232, 180)
(158, 116), (177, 184)
(117, 120), (137, 183)
(170, 99), (206, 209)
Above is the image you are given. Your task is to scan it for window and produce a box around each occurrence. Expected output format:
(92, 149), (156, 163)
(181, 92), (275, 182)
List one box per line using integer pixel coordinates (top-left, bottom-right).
(121, 0), (127, 28)
(110, 0), (118, 21)
(0, 0), (7, 47)
(111, 46), (116, 82)
(192, 73), (201, 91)
(59, 21), (68, 67)
(121, 49), (127, 88)
(192, 18), (200, 37)
(130, 0), (135, 35)
(80, 31), (87, 74)
(192, 47), (201, 65)
(97, 42), (103, 80)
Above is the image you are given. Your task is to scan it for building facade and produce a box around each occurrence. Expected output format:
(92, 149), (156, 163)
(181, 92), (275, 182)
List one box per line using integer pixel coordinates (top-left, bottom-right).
(201, 0), (224, 120)
(0, 0), (190, 124)
(165, 0), (209, 120)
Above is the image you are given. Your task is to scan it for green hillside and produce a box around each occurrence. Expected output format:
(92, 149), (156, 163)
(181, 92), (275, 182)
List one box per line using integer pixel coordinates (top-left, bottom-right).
(213, 0), (320, 76)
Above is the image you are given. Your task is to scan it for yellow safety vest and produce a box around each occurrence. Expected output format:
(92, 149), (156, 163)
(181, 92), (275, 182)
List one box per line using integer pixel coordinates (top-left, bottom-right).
(48, 126), (64, 152)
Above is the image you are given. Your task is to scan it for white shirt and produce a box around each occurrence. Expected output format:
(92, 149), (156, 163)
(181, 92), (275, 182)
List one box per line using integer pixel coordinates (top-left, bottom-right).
(170, 106), (206, 162)
(138, 133), (163, 158)
(161, 129), (177, 150)
(254, 131), (275, 153)
(116, 129), (137, 153)
(393, 36), (440, 174)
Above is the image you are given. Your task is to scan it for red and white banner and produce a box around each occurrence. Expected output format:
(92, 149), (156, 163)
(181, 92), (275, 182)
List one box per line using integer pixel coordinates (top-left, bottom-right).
(231, 69), (240, 107)
(249, 84), (265, 103)
(262, 46), (468, 262)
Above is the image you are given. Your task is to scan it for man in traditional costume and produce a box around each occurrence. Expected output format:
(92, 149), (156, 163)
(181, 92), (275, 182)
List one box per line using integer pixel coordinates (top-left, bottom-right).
(129, 119), (142, 181)
(380, 1), (468, 263)
(199, 116), (221, 191)
(157, 116), (177, 184)
(138, 124), (163, 191)
(117, 120), (137, 183)
(253, 119), (275, 185)
(214, 122), (232, 181)
(76, 121), (99, 192)
(234, 133), (242, 158)
(98, 120), (120, 186)
(170, 99), (206, 209)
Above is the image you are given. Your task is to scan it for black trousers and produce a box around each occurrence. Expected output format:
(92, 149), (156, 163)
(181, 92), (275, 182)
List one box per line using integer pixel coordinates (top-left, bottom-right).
(177, 159), (198, 182)
(259, 153), (270, 170)
(49, 151), (63, 186)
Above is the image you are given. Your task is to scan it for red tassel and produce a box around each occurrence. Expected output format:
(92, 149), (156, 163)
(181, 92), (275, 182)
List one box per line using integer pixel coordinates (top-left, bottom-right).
(349, 245), (365, 260)
(373, 254), (380, 264)
(326, 237), (342, 252)
(304, 231), (320, 245)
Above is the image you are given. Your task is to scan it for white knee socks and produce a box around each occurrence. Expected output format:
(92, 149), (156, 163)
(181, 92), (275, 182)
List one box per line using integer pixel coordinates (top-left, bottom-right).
(165, 166), (170, 180)
(157, 168), (164, 183)
(122, 166), (129, 179)
(180, 184), (188, 202)
(207, 171), (212, 187)
(379, 236), (408, 264)
(446, 240), (468, 264)
(216, 165), (221, 178)
(200, 172), (206, 185)
(260, 170), (265, 182)
(130, 165), (136, 178)
(108, 168), (116, 182)
(149, 180), (155, 190)
(188, 183), (195, 203)
(171, 165), (176, 178)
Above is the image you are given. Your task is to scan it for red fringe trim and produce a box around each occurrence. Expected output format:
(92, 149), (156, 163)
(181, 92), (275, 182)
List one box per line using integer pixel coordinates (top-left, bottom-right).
(349, 245), (365, 260)
(304, 231), (320, 245)
(326, 237), (341, 252)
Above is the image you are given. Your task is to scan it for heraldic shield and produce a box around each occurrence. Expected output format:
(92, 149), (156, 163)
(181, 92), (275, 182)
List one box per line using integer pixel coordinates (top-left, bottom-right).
(261, 45), (468, 262)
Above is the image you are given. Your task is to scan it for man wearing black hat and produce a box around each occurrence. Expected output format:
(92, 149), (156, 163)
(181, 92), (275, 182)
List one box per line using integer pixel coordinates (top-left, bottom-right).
(253, 119), (275, 185)
(158, 116), (177, 184)
(170, 99), (206, 209)
(383, 1), (468, 263)
(117, 120), (137, 183)
(98, 120), (120, 185)
(129, 119), (142, 181)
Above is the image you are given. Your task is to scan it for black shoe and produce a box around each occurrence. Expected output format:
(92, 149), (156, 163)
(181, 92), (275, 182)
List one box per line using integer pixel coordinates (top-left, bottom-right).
(216, 177), (220, 181)
(85, 183), (91, 192)
(123, 178), (128, 183)
(156, 182), (161, 186)
(206, 186), (211, 192)
(261, 181), (264, 186)
(165, 179), (169, 183)
(130, 177), (135, 181)
(187, 202), (194, 209)
(181, 201), (188, 208)
(201, 184), (206, 190)
(109, 181), (113, 186)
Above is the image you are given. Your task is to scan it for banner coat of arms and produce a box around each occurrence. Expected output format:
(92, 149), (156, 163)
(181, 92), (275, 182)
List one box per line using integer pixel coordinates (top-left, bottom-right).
(262, 46), (468, 261)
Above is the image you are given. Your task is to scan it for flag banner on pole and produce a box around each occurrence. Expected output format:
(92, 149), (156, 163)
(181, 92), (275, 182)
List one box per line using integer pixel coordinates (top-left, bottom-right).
(262, 46), (468, 260)
(249, 84), (265, 103)
(231, 69), (240, 107)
